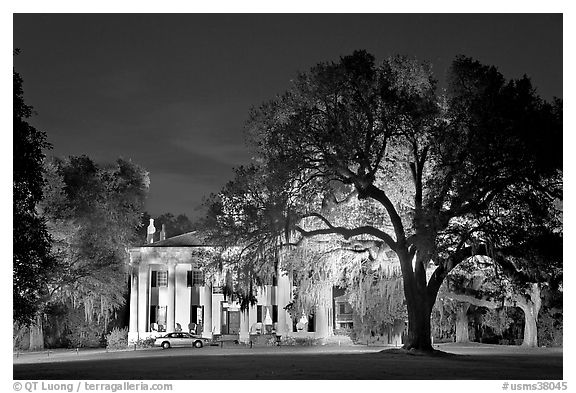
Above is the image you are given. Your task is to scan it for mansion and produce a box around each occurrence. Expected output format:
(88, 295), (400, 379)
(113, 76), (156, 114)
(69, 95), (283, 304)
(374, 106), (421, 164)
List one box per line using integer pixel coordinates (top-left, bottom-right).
(127, 219), (334, 343)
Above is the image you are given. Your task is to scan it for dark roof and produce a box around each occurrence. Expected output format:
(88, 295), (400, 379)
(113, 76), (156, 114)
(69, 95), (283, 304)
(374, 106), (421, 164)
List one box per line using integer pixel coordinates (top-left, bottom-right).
(142, 231), (217, 248)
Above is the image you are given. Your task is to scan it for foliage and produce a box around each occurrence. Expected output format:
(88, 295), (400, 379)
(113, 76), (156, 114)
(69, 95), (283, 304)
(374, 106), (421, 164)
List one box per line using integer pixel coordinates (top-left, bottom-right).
(13, 64), (55, 325)
(537, 279), (563, 347)
(293, 337), (321, 346)
(279, 336), (297, 346)
(106, 327), (128, 350)
(134, 337), (156, 348)
(13, 324), (30, 351)
(40, 155), (149, 326)
(202, 50), (562, 350)
(41, 305), (106, 348)
(537, 308), (563, 347)
(349, 274), (405, 325)
(430, 296), (458, 341)
(66, 321), (105, 349)
(481, 308), (515, 337)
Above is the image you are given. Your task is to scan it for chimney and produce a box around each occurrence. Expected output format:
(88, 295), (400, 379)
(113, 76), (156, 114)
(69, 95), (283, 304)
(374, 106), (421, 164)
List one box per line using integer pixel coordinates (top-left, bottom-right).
(147, 218), (156, 244)
(160, 224), (166, 241)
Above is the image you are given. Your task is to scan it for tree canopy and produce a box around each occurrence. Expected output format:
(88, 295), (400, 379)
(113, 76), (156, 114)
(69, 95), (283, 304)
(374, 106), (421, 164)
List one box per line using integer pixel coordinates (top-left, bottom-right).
(13, 65), (55, 326)
(40, 155), (149, 325)
(203, 50), (562, 351)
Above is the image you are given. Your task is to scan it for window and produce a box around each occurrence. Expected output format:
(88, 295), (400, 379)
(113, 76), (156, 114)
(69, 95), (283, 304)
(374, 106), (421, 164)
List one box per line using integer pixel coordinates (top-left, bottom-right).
(257, 305), (263, 323)
(157, 306), (167, 325)
(187, 270), (204, 286)
(193, 271), (204, 286)
(151, 271), (168, 287)
(150, 305), (167, 331)
(272, 305), (278, 323)
(149, 306), (156, 325)
(339, 304), (346, 314)
(191, 305), (204, 325)
(307, 314), (315, 332)
(157, 271), (168, 287)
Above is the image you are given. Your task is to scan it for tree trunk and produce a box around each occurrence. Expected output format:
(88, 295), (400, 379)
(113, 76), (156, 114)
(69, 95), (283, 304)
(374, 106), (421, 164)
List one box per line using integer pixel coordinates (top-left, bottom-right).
(405, 297), (433, 351)
(448, 283), (542, 347)
(515, 284), (541, 347)
(455, 303), (471, 343)
(520, 305), (538, 347)
(400, 249), (436, 352)
(29, 314), (44, 351)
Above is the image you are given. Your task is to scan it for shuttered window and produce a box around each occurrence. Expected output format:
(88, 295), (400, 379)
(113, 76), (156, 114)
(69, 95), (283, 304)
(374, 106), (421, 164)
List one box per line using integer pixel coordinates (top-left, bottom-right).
(157, 271), (168, 287)
(187, 270), (204, 287)
(193, 271), (204, 286)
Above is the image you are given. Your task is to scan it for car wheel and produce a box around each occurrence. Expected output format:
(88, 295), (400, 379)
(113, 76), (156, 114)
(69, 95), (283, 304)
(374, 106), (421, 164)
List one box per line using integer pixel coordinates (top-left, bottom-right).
(193, 340), (203, 348)
(161, 341), (170, 349)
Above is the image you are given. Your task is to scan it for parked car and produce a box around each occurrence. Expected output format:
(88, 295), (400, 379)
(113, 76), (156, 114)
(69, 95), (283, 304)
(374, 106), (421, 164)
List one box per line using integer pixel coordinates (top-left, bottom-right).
(154, 332), (211, 349)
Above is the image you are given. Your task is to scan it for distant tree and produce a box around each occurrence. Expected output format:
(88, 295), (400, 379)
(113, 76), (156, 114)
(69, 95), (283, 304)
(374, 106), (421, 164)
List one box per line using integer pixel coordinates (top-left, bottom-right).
(203, 51), (561, 351)
(443, 181), (562, 347)
(39, 155), (149, 344)
(13, 64), (55, 326)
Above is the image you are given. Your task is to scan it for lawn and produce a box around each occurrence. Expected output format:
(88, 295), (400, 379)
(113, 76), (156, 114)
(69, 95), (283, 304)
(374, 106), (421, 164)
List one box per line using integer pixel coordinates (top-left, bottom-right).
(13, 343), (562, 380)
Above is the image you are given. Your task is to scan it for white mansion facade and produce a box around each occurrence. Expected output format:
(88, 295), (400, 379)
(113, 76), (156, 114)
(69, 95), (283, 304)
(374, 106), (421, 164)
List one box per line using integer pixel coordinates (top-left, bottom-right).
(127, 219), (334, 343)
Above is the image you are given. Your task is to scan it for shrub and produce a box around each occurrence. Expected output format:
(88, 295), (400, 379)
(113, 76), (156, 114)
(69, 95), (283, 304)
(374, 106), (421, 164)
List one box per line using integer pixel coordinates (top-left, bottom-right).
(538, 309), (563, 347)
(280, 336), (296, 346)
(67, 325), (102, 348)
(106, 327), (128, 350)
(135, 337), (156, 348)
(294, 337), (320, 346)
(13, 324), (30, 351)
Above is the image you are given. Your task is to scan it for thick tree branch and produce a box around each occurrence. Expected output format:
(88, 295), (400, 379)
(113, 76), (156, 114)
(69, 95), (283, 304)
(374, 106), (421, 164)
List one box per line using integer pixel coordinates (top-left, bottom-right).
(443, 290), (508, 309)
(295, 213), (397, 251)
(365, 184), (406, 246)
(426, 245), (475, 302)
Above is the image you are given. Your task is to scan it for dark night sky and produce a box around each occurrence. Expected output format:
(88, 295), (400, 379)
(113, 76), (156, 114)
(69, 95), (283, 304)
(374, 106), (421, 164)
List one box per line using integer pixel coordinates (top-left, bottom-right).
(13, 14), (563, 221)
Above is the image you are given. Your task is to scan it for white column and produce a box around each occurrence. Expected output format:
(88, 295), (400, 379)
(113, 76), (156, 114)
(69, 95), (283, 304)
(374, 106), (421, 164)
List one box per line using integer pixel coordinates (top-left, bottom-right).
(137, 264), (150, 336)
(265, 284), (272, 305)
(315, 304), (329, 338)
(128, 270), (139, 342)
(314, 286), (331, 338)
(203, 284), (213, 338)
(239, 309), (250, 344)
(166, 264), (176, 332)
(276, 273), (291, 335)
(212, 294), (222, 335)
